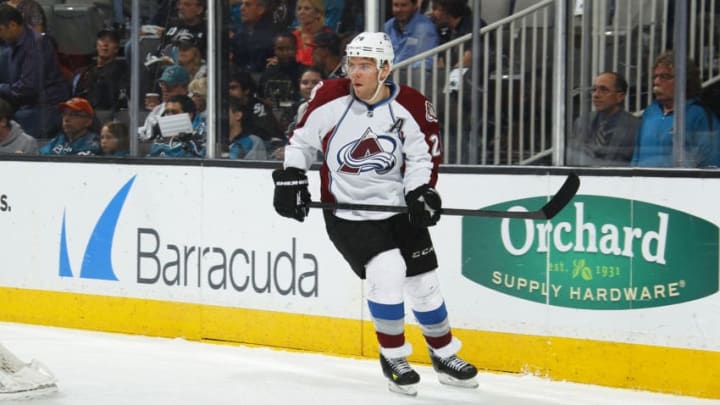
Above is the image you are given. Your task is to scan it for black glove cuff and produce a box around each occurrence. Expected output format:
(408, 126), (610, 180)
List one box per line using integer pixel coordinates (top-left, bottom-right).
(405, 184), (430, 204)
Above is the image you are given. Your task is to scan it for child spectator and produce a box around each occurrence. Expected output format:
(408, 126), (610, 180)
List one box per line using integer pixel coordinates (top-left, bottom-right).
(285, 66), (323, 137)
(100, 121), (130, 156)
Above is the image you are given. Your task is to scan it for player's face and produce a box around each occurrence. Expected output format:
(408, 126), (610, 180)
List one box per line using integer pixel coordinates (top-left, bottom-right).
(347, 57), (381, 100)
(392, 0), (418, 24)
(591, 73), (624, 114)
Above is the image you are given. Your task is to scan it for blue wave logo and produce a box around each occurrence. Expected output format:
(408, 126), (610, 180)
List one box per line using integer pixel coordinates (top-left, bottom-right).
(59, 176), (136, 280)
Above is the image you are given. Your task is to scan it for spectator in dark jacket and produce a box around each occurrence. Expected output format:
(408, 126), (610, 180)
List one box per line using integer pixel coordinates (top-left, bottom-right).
(0, 5), (70, 138)
(73, 28), (129, 113)
(231, 0), (277, 73)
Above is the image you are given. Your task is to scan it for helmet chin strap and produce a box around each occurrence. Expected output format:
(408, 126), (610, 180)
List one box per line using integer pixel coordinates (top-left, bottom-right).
(358, 68), (388, 104)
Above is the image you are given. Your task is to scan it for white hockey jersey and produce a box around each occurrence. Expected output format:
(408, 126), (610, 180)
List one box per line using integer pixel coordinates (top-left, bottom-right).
(284, 78), (442, 221)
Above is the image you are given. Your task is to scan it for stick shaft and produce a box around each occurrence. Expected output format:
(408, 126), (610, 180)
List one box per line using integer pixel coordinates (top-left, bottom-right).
(309, 173), (579, 220)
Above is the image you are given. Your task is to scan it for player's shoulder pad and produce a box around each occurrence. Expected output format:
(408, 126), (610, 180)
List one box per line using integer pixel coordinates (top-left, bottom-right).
(307, 78), (351, 109)
(395, 84), (438, 125)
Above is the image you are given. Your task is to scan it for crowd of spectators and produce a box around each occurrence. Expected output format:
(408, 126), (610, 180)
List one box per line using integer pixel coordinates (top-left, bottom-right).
(0, 0), (717, 167)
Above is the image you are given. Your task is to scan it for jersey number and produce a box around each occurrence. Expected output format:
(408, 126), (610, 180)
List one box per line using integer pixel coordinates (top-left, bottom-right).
(429, 134), (441, 157)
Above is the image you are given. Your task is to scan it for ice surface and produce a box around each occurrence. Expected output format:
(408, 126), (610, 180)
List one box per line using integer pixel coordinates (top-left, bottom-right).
(0, 322), (716, 405)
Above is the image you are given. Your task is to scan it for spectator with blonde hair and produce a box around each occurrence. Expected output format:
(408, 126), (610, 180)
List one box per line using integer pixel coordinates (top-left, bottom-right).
(293, 0), (331, 66)
(188, 76), (207, 116)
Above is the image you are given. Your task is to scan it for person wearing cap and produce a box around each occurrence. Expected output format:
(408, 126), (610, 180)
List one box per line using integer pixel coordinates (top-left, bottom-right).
(0, 98), (37, 154)
(176, 39), (207, 80)
(311, 31), (343, 78)
(0, 5), (70, 139)
(384, 0), (438, 68)
(73, 27), (129, 112)
(39, 97), (101, 156)
(138, 65), (191, 141)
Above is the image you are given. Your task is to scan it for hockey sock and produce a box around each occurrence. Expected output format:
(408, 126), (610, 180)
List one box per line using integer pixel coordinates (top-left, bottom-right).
(405, 271), (454, 351)
(366, 249), (408, 353)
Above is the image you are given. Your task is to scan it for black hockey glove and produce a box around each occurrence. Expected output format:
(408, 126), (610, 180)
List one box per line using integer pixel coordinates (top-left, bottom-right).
(405, 184), (442, 228)
(272, 167), (311, 222)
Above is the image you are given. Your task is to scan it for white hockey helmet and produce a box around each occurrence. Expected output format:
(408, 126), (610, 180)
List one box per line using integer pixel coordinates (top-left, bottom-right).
(345, 32), (395, 72)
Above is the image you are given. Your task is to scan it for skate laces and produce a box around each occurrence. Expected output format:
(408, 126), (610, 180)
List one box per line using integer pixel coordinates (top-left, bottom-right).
(388, 357), (414, 374)
(442, 355), (470, 371)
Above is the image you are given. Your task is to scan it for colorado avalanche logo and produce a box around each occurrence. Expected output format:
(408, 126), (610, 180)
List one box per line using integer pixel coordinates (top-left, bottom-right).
(337, 128), (397, 174)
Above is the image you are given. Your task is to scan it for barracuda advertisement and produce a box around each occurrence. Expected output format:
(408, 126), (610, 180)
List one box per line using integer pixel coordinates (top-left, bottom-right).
(462, 195), (719, 309)
(0, 163), (364, 319)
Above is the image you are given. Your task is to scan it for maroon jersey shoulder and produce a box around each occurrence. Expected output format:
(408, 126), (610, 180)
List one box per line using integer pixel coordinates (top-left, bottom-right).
(295, 78), (351, 131)
(394, 84), (438, 126)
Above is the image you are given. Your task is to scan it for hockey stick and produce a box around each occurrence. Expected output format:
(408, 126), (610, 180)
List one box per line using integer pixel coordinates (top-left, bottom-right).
(308, 173), (580, 219)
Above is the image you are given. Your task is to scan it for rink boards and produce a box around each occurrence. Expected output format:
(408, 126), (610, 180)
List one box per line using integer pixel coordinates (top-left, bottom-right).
(0, 160), (718, 399)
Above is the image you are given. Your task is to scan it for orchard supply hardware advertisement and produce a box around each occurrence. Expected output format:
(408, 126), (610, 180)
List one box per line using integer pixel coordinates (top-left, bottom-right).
(462, 195), (718, 310)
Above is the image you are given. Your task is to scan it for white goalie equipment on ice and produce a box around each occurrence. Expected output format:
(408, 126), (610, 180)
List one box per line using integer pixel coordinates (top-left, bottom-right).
(0, 343), (57, 400)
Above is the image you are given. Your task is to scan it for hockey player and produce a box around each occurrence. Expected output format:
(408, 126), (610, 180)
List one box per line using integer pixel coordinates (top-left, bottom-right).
(272, 31), (478, 396)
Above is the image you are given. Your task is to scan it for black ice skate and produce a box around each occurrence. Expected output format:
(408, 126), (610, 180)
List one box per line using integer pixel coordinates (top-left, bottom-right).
(429, 351), (479, 388)
(379, 354), (420, 396)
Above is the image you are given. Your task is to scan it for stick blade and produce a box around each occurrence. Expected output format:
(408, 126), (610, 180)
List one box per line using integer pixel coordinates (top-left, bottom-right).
(540, 173), (580, 219)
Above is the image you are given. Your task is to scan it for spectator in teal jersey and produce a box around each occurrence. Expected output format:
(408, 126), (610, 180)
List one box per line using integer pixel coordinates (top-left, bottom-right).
(228, 96), (267, 160)
(39, 98), (100, 156)
(147, 94), (205, 157)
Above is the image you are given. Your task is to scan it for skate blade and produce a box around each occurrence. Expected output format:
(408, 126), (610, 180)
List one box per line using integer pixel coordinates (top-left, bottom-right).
(438, 373), (479, 389)
(388, 381), (418, 397)
(0, 384), (58, 401)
